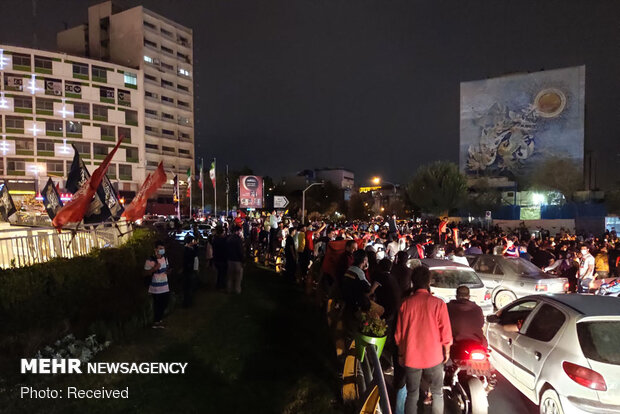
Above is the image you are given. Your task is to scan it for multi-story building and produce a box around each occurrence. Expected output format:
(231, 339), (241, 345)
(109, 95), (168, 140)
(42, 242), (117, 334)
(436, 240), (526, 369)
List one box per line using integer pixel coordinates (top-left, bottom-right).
(315, 168), (355, 190)
(57, 1), (195, 199)
(0, 44), (144, 199)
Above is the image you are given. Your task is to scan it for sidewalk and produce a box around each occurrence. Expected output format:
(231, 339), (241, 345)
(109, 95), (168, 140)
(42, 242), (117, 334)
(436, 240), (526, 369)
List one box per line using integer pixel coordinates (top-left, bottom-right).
(2, 265), (343, 414)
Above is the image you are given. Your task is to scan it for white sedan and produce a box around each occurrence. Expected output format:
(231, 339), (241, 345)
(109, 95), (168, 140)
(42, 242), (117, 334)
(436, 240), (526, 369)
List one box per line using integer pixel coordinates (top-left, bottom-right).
(486, 294), (620, 414)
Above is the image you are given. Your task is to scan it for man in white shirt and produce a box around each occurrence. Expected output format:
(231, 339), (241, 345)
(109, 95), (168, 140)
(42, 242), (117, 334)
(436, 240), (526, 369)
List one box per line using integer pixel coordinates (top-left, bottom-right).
(578, 245), (595, 293)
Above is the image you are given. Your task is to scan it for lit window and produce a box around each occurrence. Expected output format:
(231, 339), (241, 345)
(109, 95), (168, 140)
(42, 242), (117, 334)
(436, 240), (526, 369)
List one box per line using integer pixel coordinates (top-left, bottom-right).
(178, 68), (190, 77)
(144, 56), (153, 64)
(124, 72), (137, 86)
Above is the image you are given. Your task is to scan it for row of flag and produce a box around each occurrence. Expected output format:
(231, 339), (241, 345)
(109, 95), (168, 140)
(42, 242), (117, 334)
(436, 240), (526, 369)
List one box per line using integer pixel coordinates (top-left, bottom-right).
(0, 136), (217, 229)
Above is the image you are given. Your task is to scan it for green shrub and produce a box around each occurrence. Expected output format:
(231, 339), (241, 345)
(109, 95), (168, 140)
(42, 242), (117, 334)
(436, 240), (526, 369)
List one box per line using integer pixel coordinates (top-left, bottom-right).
(0, 228), (184, 374)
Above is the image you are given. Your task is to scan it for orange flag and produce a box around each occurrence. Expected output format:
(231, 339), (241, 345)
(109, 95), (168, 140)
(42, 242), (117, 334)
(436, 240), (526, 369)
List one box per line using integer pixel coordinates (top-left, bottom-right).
(52, 136), (124, 230)
(121, 162), (167, 222)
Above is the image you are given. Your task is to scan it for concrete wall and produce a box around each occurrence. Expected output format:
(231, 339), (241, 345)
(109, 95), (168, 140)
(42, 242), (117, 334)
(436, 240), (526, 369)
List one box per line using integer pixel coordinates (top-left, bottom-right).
(56, 25), (88, 57)
(109, 7), (144, 69)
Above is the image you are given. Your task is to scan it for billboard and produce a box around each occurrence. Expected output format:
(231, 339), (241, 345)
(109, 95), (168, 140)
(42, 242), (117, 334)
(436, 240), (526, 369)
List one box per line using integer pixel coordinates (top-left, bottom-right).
(460, 66), (585, 179)
(238, 175), (263, 209)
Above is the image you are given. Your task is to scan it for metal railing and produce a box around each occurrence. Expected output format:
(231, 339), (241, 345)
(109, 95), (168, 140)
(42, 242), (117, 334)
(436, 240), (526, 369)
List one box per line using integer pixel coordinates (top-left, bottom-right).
(354, 342), (393, 414)
(0, 222), (133, 269)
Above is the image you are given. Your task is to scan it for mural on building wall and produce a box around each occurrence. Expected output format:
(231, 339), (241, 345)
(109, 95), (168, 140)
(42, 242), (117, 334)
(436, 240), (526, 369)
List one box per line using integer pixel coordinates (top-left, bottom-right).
(460, 66), (585, 178)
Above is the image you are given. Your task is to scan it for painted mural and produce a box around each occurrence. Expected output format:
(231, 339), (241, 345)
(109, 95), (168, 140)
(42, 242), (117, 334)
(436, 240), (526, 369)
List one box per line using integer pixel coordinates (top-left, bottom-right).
(460, 66), (585, 178)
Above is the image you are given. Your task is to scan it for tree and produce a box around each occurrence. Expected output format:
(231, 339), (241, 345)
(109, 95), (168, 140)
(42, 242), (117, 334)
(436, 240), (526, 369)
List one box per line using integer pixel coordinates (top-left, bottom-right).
(465, 178), (501, 216)
(347, 193), (369, 220)
(406, 161), (467, 216)
(528, 157), (583, 202)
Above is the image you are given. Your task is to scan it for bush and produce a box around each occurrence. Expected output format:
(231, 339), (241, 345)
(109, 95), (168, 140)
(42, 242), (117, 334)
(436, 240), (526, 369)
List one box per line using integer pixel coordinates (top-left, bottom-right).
(0, 228), (182, 374)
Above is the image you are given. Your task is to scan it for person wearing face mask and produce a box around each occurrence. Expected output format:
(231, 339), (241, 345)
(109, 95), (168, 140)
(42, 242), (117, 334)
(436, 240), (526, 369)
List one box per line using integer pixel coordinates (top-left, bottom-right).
(144, 241), (170, 328)
(578, 245), (595, 293)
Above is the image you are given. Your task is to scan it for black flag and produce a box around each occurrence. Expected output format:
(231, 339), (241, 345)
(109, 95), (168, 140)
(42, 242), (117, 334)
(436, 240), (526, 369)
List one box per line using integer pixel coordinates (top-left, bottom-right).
(97, 174), (124, 220)
(66, 144), (112, 223)
(42, 178), (63, 220)
(0, 180), (17, 222)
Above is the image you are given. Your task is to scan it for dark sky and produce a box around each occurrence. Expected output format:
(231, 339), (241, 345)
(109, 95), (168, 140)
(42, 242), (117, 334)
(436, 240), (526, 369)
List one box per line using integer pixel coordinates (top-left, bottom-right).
(0, 0), (618, 187)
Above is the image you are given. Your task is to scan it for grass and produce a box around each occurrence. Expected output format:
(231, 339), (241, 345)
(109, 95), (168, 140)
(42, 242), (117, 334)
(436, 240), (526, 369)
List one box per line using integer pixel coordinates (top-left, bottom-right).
(0, 265), (343, 414)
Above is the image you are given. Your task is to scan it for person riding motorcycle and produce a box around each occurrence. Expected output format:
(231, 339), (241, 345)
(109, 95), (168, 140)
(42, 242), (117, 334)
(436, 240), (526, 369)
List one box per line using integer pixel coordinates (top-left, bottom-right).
(447, 285), (487, 348)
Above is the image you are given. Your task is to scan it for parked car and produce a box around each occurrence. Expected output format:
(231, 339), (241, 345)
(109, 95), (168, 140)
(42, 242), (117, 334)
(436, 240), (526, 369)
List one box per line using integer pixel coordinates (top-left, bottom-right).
(467, 255), (568, 309)
(486, 294), (620, 414)
(420, 259), (493, 315)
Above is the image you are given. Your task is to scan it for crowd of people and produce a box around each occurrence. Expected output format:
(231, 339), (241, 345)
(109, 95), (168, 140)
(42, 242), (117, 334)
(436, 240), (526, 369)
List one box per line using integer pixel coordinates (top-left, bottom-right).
(144, 211), (618, 413)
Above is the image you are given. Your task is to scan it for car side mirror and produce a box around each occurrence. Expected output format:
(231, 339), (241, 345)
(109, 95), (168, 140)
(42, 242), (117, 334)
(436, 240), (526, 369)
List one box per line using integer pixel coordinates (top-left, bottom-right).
(486, 314), (500, 324)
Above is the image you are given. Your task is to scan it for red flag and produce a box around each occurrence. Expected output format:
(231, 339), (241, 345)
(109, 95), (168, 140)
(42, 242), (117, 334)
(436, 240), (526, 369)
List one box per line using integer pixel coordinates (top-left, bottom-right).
(320, 239), (365, 277)
(52, 137), (124, 230)
(121, 162), (167, 222)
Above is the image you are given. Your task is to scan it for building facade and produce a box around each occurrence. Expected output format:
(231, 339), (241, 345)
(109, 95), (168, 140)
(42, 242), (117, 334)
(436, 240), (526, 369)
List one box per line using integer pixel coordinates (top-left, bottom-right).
(58, 1), (195, 198)
(315, 168), (355, 190)
(0, 45), (144, 198)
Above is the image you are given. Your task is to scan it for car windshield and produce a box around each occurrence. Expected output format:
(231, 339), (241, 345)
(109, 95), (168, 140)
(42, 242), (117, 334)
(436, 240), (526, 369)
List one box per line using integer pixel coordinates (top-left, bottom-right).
(430, 269), (483, 289)
(501, 258), (546, 278)
(577, 321), (620, 365)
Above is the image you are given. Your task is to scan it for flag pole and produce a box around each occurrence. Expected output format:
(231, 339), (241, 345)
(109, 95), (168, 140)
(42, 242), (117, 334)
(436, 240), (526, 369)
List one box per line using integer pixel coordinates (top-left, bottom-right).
(213, 158), (217, 219)
(225, 164), (229, 218)
(201, 157), (204, 217)
(189, 171), (192, 220)
(176, 173), (180, 221)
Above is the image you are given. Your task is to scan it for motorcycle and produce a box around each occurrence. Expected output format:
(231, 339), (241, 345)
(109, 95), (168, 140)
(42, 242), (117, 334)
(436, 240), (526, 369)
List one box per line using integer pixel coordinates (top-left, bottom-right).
(595, 278), (620, 297)
(444, 340), (495, 414)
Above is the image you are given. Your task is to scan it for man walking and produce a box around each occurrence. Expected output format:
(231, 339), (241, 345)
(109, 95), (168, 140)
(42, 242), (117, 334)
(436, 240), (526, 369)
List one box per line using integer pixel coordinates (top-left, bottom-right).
(578, 244), (595, 293)
(182, 234), (198, 307)
(212, 225), (228, 290)
(227, 226), (244, 294)
(284, 227), (298, 281)
(394, 266), (452, 414)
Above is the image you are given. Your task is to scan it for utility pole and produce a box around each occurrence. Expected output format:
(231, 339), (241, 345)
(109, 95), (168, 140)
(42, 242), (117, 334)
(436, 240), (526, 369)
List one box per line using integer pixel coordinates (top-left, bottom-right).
(302, 182), (323, 224)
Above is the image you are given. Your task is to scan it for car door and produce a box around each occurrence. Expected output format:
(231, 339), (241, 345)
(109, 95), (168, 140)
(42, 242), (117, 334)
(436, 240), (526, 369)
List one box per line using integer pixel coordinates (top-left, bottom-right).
(487, 299), (539, 379)
(512, 303), (566, 391)
(473, 256), (503, 289)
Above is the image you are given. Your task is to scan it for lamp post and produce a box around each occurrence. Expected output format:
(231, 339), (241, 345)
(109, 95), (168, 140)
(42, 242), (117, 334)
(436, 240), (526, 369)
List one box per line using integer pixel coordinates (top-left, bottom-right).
(371, 177), (397, 214)
(301, 181), (323, 224)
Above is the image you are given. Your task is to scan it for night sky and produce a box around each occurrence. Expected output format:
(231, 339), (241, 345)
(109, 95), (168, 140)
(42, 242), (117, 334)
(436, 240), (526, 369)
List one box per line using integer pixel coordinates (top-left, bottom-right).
(0, 0), (618, 187)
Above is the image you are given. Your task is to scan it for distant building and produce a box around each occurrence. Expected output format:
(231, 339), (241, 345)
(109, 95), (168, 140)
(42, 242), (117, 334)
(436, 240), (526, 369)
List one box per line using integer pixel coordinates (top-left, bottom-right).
(57, 1), (194, 198)
(314, 167), (354, 189)
(0, 44), (144, 198)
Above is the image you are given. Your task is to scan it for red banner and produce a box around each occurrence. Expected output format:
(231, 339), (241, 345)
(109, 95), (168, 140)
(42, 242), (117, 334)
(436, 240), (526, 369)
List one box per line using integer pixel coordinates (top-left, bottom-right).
(121, 162), (167, 222)
(52, 137), (124, 229)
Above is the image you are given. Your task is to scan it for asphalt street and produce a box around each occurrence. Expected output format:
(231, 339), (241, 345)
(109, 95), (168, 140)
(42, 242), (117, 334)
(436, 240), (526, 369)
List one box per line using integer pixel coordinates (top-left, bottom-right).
(488, 373), (538, 414)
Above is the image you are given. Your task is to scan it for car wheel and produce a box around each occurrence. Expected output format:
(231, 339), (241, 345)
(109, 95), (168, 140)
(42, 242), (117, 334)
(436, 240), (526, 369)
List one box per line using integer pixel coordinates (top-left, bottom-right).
(539, 389), (564, 414)
(494, 290), (516, 309)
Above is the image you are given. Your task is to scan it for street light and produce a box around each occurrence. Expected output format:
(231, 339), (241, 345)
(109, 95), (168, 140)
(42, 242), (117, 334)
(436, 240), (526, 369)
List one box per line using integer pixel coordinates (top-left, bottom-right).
(301, 181), (324, 224)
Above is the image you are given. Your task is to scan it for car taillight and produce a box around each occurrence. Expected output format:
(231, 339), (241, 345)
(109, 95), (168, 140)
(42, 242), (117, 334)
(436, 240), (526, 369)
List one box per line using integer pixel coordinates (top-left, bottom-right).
(562, 361), (607, 391)
(484, 290), (491, 301)
(535, 283), (548, 292)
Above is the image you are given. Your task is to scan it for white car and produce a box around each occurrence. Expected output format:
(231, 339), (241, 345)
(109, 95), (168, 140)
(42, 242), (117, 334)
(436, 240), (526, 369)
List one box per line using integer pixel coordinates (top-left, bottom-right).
(486, 294), (620, 414)
(420, 259), (494, 315)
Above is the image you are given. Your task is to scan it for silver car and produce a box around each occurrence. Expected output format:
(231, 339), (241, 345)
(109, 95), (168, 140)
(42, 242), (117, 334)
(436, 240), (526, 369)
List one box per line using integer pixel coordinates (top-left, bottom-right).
(486, 294), (620, 414)
(468, 255), (568, 309)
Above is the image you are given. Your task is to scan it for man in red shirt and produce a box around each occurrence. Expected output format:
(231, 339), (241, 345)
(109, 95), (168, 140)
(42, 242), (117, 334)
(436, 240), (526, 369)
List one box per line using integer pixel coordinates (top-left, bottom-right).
(394, 266), (452, 414)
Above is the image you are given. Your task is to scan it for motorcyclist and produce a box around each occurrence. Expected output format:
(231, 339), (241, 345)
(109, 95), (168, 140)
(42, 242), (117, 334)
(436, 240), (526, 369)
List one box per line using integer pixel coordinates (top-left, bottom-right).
(446, 285), (487, 348)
